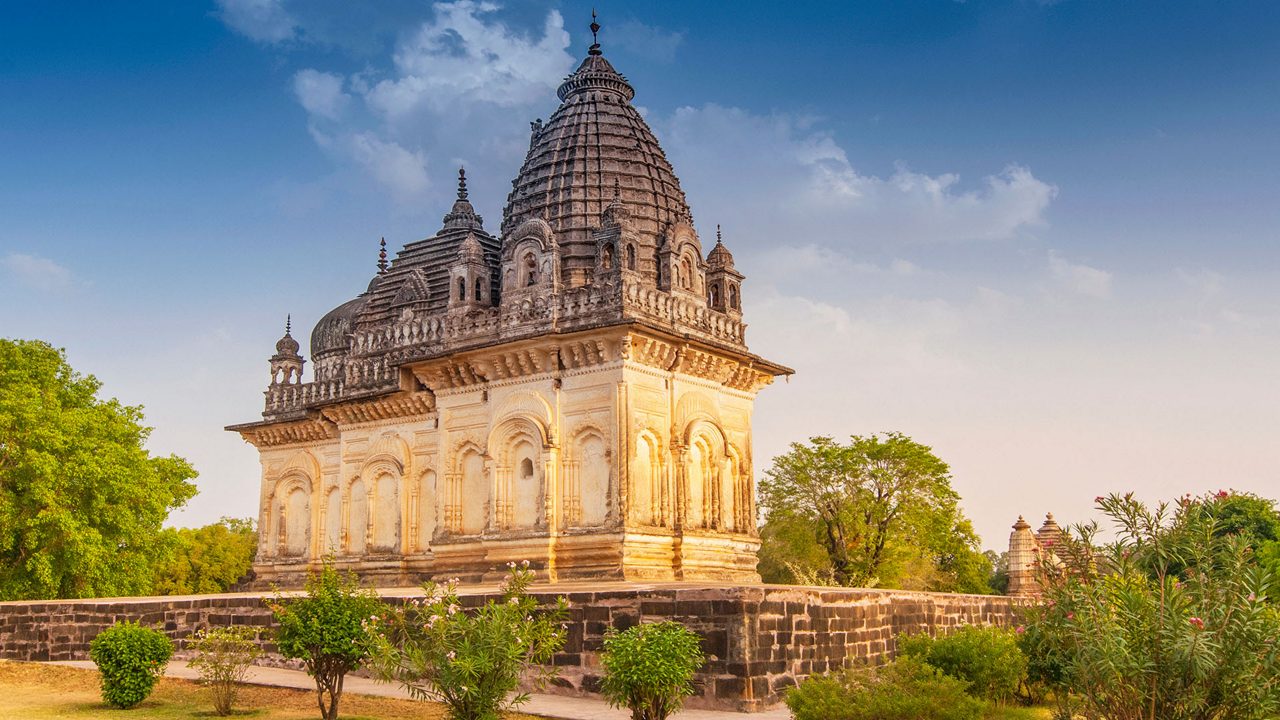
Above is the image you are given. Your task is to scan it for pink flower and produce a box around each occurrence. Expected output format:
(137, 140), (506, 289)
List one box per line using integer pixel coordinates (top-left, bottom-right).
(1248, 593), (1258, 602)
(1189, 617), (1205, 630)
(1216, 490), (1230, 499)
(1066, 612), (1075, 620)
(447, 651), (456, 660)
(1095, 496), (1104, 503)
(1015, 625), (1026, 634)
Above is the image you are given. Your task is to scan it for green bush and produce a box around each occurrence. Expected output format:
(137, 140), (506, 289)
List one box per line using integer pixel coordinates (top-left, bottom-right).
(897, 624), (1026, 703)
(269, 560), (383, 720)
(1027, 491), (1280, 720)
(786, 657), (985, 720)
(599, 621), (705, 720)
(88, 620), (174, 708)
(188, 625), (262, 715)
(364, 562), (568, 720)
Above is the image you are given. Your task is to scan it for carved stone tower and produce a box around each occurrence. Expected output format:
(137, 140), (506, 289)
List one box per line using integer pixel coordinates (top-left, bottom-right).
(228, 20), (791, 586)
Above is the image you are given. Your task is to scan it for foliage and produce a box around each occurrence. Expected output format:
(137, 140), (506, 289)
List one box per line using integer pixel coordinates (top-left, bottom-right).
(188, 625), (262, 716)
(152, 518), (257, 595)
(785, 656), (986, 720)
(987, 551), (1010, 595)
(1029, 491), (1280, 720)
(364, 562), (567, 720)
(268, 560), (383, 720)
(599, 621), (706, 720)
(1182, 490), (1280, 603)
(0, 339), (198, 600)
(88, 620), (174, 709)
(758, 433), (992, 592)
(898, 625), (1027, 704)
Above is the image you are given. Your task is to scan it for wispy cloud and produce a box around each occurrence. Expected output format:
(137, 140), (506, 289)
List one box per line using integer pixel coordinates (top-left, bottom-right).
(293, 69), (350, 121)
(214, 0), (297, 44)
(660, 104), (1057, 247)
(2, 253), (73, 291)
(1049, 250), (1112, 298)
(609, 20), (685, 63)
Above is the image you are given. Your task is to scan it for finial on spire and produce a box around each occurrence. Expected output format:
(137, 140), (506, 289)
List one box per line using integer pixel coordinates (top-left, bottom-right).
(716, 224), (722, 244)
(588, 9), (602, 55)
(285, 314), (291, 335)
(377, 237), (388, 273)
(457, 167), (468, 200)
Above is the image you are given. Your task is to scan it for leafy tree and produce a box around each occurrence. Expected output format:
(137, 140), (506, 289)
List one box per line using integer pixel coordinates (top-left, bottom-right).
(1029, 492), (1280, 720)
(0, 339), (197, 599)
(269, 560), (383, 720)
(152, 518), (257, 595)
(758, 433), (991, 591)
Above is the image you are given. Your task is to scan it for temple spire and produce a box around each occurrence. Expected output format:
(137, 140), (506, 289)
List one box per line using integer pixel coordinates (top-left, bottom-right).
(377, 237), (388, 273)
(457, 166), (468, 200)
(588, 9), (602, 56)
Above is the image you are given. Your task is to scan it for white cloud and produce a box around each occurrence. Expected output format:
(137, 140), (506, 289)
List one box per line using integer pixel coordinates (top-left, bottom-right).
(609, 20), (684, 63)
(293, 70), (350, 121)
(215, 0), (297, 44)
(1049, 250), (1113, 298)
(659, 104), (1057, 247)
(2, 253), (73, 291)
(365, 1), (574, 119)
(345, 133), (430, 204)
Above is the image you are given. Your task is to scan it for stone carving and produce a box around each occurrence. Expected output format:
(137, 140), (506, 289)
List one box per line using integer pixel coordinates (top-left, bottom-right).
(227, 26), (792, 587)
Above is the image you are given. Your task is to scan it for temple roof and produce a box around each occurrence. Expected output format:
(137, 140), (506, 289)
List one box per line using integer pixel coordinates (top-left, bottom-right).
(501, 40), (690, 273)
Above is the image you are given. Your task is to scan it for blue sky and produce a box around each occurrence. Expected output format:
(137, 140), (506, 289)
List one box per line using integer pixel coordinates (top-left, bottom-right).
(3, 0), (1278, 549)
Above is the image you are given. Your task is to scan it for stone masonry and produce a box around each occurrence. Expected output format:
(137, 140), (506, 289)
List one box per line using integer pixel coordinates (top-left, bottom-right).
(0, 583), (1020, 712)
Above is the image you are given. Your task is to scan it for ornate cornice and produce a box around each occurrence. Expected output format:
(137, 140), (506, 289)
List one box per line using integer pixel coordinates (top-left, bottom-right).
(319, 391), (437, 426)
(235, 418), (338, 448)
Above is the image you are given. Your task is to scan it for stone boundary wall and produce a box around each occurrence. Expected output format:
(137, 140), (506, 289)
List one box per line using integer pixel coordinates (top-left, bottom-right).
(0, 584), (1022, 712)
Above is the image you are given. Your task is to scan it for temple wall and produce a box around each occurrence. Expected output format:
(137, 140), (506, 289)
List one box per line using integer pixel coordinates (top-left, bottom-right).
(0, 583), (1021, 712)
(250, 336), (765, 587)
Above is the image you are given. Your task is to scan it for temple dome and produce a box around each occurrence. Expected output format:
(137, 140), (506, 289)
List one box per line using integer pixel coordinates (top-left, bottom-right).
(707, 240), (734, 269)
(502, 44), (691, 278)
(310, 296), (366, 357)
(274, 332), (300, 356)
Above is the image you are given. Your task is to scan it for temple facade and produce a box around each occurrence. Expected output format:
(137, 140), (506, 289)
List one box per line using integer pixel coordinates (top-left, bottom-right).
(227, 27), (790, 587)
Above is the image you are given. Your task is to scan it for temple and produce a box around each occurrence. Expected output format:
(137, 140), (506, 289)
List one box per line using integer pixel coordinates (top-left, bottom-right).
(227, 20), (791, 587)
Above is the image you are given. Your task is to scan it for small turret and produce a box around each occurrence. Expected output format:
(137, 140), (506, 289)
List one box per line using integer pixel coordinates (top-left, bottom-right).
(706, 224), (744, 316)
(269, 315), (305, 385)
(1006, 515), (1040, 596)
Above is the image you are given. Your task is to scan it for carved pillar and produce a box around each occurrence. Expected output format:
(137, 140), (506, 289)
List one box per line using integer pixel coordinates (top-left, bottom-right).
(543, 444), (560, 531)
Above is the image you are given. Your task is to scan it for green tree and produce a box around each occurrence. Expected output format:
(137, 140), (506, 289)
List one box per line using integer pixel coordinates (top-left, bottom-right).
(758, 433), (991, 591)
(0, 339), (197, 600)
(152, 517), (257, 595)
(269, 560), (383, 720)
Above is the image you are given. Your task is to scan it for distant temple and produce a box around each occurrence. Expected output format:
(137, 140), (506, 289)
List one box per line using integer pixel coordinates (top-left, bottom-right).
(1006, 513), (1064, 596)
(227, 20), (790, 587)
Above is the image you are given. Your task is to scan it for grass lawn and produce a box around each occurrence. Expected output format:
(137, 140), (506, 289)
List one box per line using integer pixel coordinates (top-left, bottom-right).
(0, 660), (544, 719)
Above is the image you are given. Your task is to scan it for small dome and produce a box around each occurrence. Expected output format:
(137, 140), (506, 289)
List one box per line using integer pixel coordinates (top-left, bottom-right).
(311, 296), (367, 357)
(275, 332), (300, 356)
(707, 241), (734, 269)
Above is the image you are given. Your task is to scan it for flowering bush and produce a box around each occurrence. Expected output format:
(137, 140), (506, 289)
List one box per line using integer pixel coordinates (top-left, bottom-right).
(897, 624), (1025, 704)
(1028, 491), (1280, 720)
(268, 560), (383, 720)
(599, 621), (705, 720)
(88, 620), (174, 708)
(188, 625), (262, 715)
(364, 562), (568, 720)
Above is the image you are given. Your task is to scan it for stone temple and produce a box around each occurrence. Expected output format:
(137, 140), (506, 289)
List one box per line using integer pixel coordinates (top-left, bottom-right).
(227, 27), (791, 587)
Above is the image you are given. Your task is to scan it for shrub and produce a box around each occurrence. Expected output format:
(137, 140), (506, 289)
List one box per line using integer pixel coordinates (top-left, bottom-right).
(188, 625), (262, 715)
(786, 657), (985, 720)
(897, 624), (1026, 703)
(269, 560), (383, 720)
(365, 562), (568, 720)
(599, 621), (705, 720)
(88, 620), (174, 708)
(1029, 491), (1280, 720)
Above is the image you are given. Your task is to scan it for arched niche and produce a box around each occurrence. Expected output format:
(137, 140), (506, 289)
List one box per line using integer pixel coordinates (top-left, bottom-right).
(488, 415), (548, 531)
(683, 420), (728, 531)
(630, 430), (661, 526)
(348, 478), (368, 555)
(324, 486), (342, 555)
(370, 469), (400, 553)
(572, 429), (610, 527)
